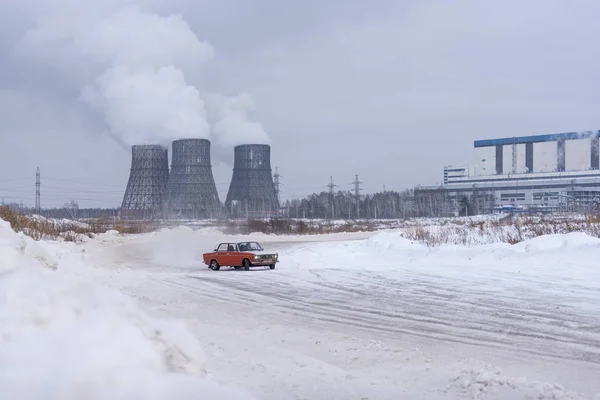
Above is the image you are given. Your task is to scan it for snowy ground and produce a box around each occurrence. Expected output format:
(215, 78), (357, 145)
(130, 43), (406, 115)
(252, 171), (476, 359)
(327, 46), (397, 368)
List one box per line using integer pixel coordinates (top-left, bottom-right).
(2, 222), (600, 399)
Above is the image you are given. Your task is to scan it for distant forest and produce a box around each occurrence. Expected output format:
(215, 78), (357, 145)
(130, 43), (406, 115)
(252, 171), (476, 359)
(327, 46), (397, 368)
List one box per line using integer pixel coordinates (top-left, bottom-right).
(3, 187), (465, 220)
(280, 189), (417, 219)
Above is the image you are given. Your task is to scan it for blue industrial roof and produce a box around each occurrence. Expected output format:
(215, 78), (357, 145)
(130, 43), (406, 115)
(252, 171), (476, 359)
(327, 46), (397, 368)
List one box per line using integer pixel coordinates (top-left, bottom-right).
(474, 130), (600, 147)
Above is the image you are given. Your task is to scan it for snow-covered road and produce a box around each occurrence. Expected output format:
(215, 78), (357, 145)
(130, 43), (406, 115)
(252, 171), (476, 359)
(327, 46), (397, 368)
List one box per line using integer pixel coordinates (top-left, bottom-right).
(72, 229), (600, 399)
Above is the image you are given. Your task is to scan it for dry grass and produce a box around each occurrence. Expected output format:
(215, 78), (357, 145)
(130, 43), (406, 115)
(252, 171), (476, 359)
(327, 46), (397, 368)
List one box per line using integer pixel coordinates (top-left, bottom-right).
(0, 206), (62, 241)
(403, 213), (600, 247)
(7, 205), (599, 248)
(0, 207), (159, 242)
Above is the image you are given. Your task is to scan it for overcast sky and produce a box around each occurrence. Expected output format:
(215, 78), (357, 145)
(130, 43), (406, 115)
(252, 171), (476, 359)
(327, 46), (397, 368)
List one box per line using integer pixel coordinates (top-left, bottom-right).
(2, 0), (600, 208)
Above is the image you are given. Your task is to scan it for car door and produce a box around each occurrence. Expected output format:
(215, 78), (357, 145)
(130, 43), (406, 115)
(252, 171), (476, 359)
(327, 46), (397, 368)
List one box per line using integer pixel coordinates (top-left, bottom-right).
(215, 243), (229, 265)
(226, 243), (243, 266)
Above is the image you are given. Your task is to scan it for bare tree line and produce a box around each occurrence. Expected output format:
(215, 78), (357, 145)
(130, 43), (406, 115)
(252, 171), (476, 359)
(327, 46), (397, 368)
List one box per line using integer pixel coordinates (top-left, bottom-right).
(2, 188), (485, 220)
(280, 189), (418, 219)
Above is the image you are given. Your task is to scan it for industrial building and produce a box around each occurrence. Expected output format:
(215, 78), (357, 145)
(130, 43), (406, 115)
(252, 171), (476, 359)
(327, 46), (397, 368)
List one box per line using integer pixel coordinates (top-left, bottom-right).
(420, 131), (600, 215)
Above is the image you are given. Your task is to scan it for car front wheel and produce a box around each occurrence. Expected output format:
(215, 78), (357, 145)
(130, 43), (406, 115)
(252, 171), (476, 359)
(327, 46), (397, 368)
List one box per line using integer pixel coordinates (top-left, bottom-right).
(269, 264), (275, 270)
(243, 258), (251, 271)
(210, 260), (220, 271)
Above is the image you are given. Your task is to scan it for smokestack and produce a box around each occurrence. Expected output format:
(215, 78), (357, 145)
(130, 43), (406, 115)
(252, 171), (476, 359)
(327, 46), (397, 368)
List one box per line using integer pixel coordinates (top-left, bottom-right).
(121, 144), (169, 219)
(164, 139), (222, 219)
(225, 144), (279, 218)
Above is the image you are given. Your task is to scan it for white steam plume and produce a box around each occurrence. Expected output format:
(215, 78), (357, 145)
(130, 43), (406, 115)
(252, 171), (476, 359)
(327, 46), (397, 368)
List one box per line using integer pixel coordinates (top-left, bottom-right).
(20, 3), (214, 70)
(81, 65), (210, 147)
(16, 2), (271, 151)
(206, 93), (271, 149)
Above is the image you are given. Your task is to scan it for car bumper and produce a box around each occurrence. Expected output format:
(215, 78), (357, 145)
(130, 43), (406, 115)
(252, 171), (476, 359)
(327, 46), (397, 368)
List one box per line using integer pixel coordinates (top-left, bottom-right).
(251, 259), (278, 266)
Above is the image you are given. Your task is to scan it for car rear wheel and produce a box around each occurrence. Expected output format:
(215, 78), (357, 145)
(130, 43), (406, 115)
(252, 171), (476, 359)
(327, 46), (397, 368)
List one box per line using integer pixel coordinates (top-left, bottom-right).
(210, 260), (220, 271)
(243, 258), (251, 271)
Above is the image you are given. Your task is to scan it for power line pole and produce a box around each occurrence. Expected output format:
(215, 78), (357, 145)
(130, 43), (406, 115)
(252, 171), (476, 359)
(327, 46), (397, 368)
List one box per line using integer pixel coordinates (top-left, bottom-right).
(326, 176), (338, 219)
(352, 174), (362, 219)
(273, 166), (282, 204)
(35, 166), (41, 215)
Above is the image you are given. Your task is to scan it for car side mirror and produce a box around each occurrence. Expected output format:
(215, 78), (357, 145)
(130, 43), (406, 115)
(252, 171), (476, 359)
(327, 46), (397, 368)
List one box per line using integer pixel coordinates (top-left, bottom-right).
(213, 249), (217, 251)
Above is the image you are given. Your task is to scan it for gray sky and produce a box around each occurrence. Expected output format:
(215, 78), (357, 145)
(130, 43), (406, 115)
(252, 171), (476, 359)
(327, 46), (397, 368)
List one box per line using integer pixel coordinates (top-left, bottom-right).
(2, 0), (600, 208)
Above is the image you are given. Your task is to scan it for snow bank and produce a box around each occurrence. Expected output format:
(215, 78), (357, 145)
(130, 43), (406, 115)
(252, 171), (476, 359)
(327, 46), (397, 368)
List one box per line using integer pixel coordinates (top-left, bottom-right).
(368, 231), (426, 251)
(0, 219), (58, 271)
(0, 219), (255, 400)
(511, 231), (600, 252)
(402, 215), (600, 247)
(450, 366), (585, 400)
(281, 229), (600, 275)
(370, 230), (600, 258)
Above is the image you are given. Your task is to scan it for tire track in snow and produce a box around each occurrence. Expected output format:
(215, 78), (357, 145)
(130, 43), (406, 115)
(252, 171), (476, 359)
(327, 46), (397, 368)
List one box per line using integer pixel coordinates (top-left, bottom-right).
(306, 268), (600, 334)
(299, 269), (600, 336)
(152, 267), (600, 364)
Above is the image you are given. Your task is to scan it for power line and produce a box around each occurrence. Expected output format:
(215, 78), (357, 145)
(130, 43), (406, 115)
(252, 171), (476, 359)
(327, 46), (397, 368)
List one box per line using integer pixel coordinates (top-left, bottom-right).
(0, 186), (34, 191)
(0, 178), (31, 184)
(1, 171), (390, 211)
(43, 178), (124, 188)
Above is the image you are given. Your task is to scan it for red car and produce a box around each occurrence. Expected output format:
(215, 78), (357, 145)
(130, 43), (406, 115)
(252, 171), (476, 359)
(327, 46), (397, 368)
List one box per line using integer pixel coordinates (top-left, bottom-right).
(202, 241), (279, 271)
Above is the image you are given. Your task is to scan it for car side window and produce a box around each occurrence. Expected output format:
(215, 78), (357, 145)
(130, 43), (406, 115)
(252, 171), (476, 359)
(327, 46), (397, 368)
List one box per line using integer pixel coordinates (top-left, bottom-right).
(228, 244), (237, 252)
(217, 244), (228, 252)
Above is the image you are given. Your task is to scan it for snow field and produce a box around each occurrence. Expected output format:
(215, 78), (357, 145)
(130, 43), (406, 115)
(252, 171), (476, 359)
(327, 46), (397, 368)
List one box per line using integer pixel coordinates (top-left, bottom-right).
(60, 225), (600, 399)
(0, 219), (255, 400)
(1, 215), (600, 399)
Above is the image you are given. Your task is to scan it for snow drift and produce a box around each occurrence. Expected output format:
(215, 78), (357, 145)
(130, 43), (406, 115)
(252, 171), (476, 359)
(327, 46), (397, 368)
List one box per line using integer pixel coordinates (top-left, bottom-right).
(282, 229), (600, 274)
(0, 218), (255, 400)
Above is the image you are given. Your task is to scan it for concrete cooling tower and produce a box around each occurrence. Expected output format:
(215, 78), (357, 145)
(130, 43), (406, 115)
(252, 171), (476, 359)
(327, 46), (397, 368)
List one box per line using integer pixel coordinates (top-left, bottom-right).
(121, 144), (169, 219)
(164, 139), (222, 219)
(225, 144), (279, 218)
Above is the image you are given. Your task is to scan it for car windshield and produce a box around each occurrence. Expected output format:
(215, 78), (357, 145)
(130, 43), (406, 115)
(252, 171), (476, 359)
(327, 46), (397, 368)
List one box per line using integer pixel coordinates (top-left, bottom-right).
(237, 242), (263, 251)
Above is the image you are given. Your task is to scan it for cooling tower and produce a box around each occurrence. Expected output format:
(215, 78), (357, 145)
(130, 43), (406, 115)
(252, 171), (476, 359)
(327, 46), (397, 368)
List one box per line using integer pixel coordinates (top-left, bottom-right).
(121, 144), (169, 219)
(225, 144), (279, 218)
(164, 139), (222, 219)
